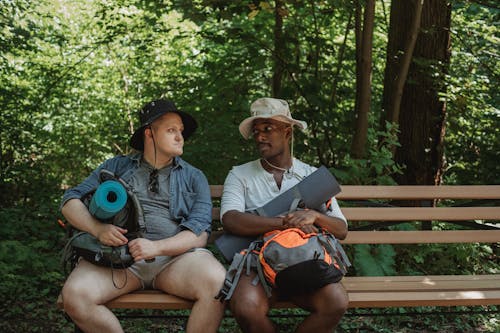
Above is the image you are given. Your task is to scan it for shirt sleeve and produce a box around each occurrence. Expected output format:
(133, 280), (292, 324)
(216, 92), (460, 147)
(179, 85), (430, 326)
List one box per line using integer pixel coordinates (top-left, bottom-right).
(177, 168), (213, 236)
(220, 168), (246, 218)
(326, 197), (348, 226)
(60, 162), (105, 210)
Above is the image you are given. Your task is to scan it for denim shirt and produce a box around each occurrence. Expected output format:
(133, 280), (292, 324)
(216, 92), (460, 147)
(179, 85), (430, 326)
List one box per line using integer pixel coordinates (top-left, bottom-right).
(61, 153), (212, 236)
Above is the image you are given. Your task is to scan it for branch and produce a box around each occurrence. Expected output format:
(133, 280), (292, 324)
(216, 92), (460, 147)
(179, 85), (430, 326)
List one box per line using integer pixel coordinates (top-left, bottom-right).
(388, 0), (424, 123)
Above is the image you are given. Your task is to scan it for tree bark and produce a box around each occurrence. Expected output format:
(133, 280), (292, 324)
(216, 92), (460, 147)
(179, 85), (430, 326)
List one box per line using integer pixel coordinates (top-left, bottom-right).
(351, 0), (375, 158)
(382, 0), (423, 125)
(272, 0), (286, 97)
(382, 0), (451, 185)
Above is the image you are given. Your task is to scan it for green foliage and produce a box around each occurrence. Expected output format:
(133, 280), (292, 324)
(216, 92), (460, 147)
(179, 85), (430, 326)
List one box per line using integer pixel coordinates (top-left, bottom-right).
(0, 0), (498, 331)
(395, 241), (499, 276)
(444, 1), (500, 185)
(352, 244), (397, 276)
(334, 122), (403, 185)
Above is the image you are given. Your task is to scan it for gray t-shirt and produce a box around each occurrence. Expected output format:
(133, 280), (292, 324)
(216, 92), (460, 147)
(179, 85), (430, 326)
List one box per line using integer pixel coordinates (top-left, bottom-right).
(129, 161), (180, 241)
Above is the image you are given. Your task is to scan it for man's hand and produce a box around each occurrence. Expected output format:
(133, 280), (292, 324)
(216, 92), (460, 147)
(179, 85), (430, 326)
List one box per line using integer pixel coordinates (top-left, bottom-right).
(96, 224), (128, 247)
(128, 238), (158, 261)
(282, 209), (319, 228)
(296, 224), (319, 234)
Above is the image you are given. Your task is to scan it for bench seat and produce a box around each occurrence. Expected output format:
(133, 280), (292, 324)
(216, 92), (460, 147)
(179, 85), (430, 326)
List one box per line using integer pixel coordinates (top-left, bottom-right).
(57, 275), (500, 309)
(58, 184), (500, 327)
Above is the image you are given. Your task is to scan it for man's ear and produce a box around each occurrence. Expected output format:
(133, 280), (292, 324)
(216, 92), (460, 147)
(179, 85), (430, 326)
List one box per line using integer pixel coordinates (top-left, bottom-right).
(284, 125), (293, 140)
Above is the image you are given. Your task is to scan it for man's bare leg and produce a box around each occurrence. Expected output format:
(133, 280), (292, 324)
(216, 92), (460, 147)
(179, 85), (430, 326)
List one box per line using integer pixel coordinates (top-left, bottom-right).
(61, 260), (142, 333)
(154, 250), (226, 333)
(229, 272), (278, 333)
(291, 283), (349, 333)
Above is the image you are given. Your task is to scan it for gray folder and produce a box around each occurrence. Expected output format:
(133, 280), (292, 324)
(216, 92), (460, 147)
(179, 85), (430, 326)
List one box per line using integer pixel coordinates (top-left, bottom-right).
(255, 165), (341, 217)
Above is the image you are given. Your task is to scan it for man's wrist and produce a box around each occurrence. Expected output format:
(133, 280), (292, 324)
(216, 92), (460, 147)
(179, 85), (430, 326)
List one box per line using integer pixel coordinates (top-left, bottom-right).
(272, 217), (286, 230)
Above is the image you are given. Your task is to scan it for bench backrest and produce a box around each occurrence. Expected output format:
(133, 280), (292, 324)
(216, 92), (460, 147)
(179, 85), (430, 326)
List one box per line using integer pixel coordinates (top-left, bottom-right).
(210, 185), (500, 245)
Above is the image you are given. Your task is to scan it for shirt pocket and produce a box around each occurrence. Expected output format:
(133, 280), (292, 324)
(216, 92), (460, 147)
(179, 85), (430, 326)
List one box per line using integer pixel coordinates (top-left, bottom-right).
(176, 190), (198, 217)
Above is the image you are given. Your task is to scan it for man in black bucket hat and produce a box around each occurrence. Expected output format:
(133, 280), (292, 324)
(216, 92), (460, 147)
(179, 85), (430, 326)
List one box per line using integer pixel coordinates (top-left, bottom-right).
(60, 99), (226, 333)
(130, 99), (198, 150)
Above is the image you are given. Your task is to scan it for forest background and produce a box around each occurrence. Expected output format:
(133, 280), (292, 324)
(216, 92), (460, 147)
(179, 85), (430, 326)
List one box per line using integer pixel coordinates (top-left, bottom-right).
(0, 0), (498, 332)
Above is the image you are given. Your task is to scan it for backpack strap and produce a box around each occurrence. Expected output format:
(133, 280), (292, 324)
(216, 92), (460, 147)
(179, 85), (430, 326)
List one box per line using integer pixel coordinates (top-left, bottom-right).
(288, 197), (302, 214)
(318, 232), (352, 273)
(119, 178), (146, 234)
(216, 250), (253, 301)
(216, 239), (272, 301)
(255, 254), (272, 297)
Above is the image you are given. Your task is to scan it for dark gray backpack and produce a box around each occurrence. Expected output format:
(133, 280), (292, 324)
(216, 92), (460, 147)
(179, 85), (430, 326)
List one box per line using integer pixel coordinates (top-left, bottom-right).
(62, 169), (145, 270)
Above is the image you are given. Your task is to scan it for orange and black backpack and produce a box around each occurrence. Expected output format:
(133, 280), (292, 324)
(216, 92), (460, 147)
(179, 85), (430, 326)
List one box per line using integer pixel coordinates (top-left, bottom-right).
(217, 227), (351, 300)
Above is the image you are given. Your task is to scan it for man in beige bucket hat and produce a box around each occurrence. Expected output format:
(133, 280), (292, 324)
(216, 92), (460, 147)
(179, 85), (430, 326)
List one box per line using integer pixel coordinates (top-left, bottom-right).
(220, 97), (349, 333)
(238, 97), (307, 139)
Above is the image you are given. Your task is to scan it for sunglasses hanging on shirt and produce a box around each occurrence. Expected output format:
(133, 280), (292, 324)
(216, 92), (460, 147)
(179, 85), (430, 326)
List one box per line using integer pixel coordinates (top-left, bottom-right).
(148, 169), (159, 193)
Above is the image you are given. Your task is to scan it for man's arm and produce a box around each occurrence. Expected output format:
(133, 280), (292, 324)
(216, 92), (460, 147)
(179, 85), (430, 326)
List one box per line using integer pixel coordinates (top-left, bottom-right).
(221, 167), (284, 236)
(176, 168), (213, 236)
(224, 209), (347, 240)
(282, 210), (348, 240)
(128, 230), (208, 261)
(62, 198), (128, 246)
(222, 210), (286, 236)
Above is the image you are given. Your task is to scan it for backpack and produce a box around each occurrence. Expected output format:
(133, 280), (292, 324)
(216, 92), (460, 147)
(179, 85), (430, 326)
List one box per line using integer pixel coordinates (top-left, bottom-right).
(62, 169), (145, 271)
(217, 228), (351, 301)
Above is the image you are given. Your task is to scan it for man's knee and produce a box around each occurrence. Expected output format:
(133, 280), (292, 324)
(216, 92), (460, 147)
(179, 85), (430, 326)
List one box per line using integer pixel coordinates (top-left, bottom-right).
(61, 282), (90, 319)
(204, 257), (226, 284)
(230, 290), (269, 319)
(317, 283), (349, 317)
(193, 253), (226, 294)
(329, 292), (348, 316)
(162, 251), (226, 300)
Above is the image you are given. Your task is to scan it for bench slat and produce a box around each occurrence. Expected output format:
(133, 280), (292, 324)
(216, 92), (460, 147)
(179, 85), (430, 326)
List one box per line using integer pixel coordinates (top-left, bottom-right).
(344, 290), (500, 307)
(343, 230), (500, 244)
(342, 207), (500, 221)
(57, 275), (500, 310)
(337, 185), (500, 200)
(346, 275), (500, 282)
(342, 275), (500, 291)
(106, 293), (194, 309)
(213, 207), (500, 222)
(210, 185), (223, 198)
(211, 185), (500, 200)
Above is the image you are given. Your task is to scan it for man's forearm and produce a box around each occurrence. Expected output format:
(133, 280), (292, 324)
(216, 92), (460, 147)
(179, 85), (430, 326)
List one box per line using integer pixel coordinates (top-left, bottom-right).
(61, 198), (102, 237)
(222, 210), (285, 236)
(314, 214), (348, 240)
(156, 230), (209, 256)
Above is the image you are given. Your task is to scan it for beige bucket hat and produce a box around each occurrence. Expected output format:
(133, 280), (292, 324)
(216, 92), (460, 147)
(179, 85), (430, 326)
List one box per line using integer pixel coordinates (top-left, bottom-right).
(239, 97), (308, 139)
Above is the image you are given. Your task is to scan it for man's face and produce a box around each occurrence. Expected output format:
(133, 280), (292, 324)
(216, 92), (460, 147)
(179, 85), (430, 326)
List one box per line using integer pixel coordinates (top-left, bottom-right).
(252, 118), (290, 159)
(148, 112), (184, 157)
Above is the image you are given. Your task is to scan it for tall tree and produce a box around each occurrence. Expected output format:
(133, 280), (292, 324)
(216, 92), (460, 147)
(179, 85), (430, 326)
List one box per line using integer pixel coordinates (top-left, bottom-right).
(350, 0), (375, 158)
(272, 0), (286, 97)
(381, 0), (450, 185)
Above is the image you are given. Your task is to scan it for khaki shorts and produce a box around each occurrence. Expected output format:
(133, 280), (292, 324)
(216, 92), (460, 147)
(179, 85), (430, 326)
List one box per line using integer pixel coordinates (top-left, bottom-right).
(128, 248), (211, 289)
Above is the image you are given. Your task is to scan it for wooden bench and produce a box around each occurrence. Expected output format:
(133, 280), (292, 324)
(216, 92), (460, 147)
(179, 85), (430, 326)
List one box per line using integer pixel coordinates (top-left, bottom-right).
(57, 185), (500, 315)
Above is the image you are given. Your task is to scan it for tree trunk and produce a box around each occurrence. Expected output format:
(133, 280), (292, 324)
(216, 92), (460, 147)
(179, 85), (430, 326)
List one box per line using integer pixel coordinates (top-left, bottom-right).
(381, 0), (422, 126)
(382, 0), (450, 185)
(351, 0), (375, 158)
(272, 0), (286, 97)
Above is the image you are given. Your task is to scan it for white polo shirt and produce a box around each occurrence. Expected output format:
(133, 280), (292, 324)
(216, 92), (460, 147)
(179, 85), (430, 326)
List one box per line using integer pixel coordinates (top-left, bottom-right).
(220, 158), (346, 224)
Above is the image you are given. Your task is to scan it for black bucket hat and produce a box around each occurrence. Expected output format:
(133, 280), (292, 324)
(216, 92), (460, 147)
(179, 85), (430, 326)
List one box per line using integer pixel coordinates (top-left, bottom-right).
(130, 99), (198, 150)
